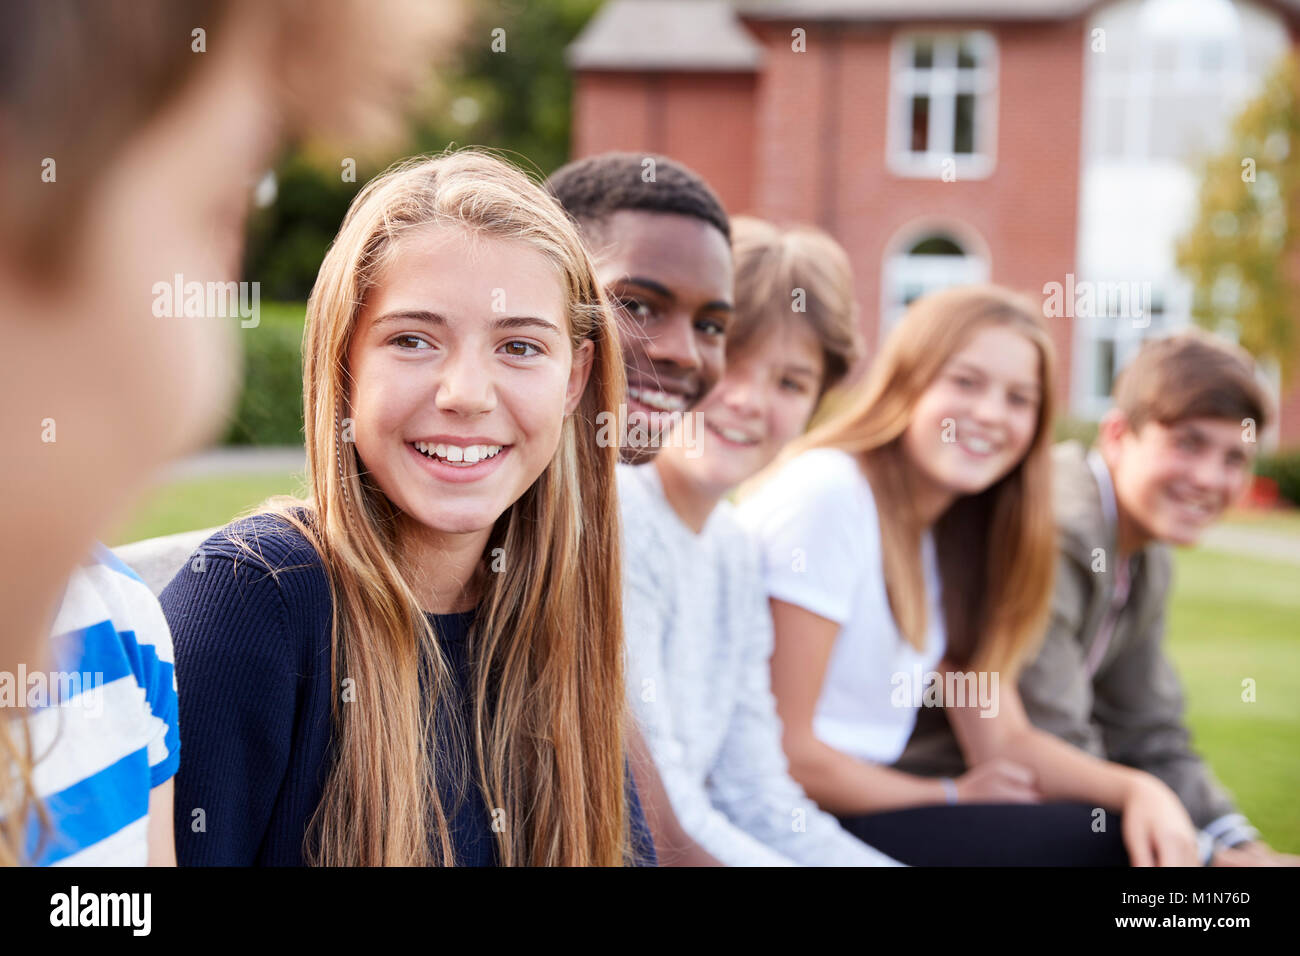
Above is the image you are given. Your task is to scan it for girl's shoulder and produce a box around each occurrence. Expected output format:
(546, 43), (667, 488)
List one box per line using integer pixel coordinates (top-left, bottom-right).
(769, 447), (869, 494)
(160, 507), (333, 650)
(739, 446), (877, 524)
(196, 508), (326, 575)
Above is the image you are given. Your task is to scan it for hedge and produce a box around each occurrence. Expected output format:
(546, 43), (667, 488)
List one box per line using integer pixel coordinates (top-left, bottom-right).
(1255, 451), (1300, 506)
(222, 302), (306, 445)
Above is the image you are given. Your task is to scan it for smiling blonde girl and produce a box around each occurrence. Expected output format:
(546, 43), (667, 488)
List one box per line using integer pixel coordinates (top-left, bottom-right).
(160, 150), (654, 866)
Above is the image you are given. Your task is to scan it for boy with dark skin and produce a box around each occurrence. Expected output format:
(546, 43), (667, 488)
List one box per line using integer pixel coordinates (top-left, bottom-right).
(548, 154), (734, 464)
(548, 153), (734, 864)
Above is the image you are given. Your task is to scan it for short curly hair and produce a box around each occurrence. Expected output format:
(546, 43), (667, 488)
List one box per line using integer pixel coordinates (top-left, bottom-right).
(546, 151), (730, 242)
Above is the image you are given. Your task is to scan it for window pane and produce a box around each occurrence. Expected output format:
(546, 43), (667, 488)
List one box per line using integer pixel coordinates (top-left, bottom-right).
(1095, 338), (1117, 397)
(912, 38), (934, 69)
(954, 93), (975, 154)
(910, 95), (930, 152)
(909, 236), (965, 256)
(957, 36), (978, 69)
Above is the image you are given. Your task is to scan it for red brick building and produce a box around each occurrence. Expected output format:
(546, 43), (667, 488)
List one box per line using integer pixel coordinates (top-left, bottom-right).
(568, 0), (1300, 448)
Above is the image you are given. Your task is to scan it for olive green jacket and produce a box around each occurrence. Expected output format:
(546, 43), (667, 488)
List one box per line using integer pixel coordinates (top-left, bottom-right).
(895, 441), (1251, 848)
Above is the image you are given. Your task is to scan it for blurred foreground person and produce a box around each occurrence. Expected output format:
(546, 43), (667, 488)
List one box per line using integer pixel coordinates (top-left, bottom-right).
(0, 0), (459, 865)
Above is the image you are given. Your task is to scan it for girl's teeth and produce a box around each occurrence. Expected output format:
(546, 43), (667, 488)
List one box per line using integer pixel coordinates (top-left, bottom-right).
(719, 426), (756, 445)
(414, 442), (503, 464)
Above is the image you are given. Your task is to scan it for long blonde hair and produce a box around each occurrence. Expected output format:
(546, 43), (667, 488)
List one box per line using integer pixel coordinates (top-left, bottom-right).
(749, 284), (1057, 675)
(251, 150), (632, 866)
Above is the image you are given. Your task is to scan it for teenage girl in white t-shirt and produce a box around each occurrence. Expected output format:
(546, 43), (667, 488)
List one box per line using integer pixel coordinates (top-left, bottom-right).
(737, 285), (1199, 866)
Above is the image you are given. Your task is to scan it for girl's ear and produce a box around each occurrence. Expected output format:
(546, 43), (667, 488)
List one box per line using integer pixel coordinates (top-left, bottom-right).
(565, 338), (595, 417)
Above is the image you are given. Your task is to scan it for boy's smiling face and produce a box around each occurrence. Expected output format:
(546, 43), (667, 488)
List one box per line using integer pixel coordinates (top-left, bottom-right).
(587, 209), (733, 462)
(1102, 413), (1255, 548)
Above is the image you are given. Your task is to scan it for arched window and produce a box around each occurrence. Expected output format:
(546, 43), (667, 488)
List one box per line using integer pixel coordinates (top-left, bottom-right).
(881, 230), (989, 336)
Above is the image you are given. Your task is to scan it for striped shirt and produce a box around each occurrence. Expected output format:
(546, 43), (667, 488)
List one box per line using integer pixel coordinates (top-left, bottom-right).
(20, 546), (180, 866)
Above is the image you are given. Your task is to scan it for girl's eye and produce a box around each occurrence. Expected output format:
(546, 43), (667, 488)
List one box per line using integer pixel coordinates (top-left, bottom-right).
(953, 375), (977, 389)
(501, 340), (541, 358)
(392, 334), (431, 350)
(1008, 392), (1032, 407)
(780, 377), (809, 394)
(697, 317), (726, 337)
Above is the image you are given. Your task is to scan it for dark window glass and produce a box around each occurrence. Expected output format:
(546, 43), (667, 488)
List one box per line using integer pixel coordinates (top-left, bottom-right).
(955, 93), (975, 154)
(908, 236), (965, 256)
(957, 37), (978, 69)
(910, 95), (929, 152)
(1095, 339), (1117, 396)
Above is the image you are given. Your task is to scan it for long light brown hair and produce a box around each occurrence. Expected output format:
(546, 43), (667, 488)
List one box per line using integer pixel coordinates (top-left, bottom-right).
(249, 149), (632, 865)
(747, 284), (1057, 675)
(725, 216), (863, 399)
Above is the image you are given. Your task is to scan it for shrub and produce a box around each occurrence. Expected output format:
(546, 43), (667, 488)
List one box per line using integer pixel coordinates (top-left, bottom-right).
(1255, 451), (1300, 506)
(221, 302), (306, 445)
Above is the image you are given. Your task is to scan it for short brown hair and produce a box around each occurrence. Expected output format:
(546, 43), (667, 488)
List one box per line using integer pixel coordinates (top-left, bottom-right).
(1112, 329), (1271, 432)
(725, 216), (862, 398)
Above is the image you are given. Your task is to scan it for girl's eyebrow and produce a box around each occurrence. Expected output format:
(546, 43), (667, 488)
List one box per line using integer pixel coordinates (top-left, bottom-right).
(492, 315), (562, 336)
(374, 309), (445, 328)
(373, 310), (561, 336)
(783, 363), (820, 379)
(949, 359), (1041, 395)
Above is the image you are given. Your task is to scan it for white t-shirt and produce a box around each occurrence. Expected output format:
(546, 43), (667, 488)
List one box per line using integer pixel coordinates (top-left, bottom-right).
(736, 448), (946, 765)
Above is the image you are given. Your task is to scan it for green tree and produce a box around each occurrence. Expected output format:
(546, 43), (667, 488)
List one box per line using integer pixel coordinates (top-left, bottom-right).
(241, 0), (601, 300)
(1177, 53), (1300, 383)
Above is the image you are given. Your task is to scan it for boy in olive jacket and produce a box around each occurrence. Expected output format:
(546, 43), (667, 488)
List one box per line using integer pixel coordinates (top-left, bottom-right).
(898, 330), (1297, 866)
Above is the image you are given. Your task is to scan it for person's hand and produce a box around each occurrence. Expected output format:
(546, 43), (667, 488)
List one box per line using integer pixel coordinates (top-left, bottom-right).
(954, 759), (1041, 804)
(1121, 775), (1199, 866)
(1211, 842), (1300, 867)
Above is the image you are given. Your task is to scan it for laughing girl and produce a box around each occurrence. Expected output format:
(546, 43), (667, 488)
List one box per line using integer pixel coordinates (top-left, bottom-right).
(160, 151), (654, 866)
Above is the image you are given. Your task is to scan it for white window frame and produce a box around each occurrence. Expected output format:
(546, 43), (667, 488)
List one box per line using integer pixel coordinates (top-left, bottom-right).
(879, 224), (991, 340)
(887, 29), (999, 180)
(1071, 277), (1190, 419)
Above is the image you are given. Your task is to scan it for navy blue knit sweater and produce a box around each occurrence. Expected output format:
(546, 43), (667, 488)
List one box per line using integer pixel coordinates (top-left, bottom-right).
(160, 511), (657, 866)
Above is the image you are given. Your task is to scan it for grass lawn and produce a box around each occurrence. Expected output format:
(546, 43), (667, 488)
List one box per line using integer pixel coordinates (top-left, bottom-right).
(107, 470), (306, 546)
(1167, 545), (1300, 853)
(109, 471), (1299, 852)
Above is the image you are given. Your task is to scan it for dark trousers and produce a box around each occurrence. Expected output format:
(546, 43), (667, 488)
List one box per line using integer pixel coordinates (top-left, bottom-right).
(838, 802), (1130, 866)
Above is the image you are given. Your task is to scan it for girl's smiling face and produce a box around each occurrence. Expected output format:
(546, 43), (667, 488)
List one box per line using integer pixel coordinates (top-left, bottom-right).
(662, 318), (825, 498)
(347, 223), (593, 538)
(902, 323), (1043, 511)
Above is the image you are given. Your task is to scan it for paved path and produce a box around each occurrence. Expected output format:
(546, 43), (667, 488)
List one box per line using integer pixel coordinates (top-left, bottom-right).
(1197, 522), (1300, 566)
(163, 445), (305, 480)
(160, 447), (1300, 567)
